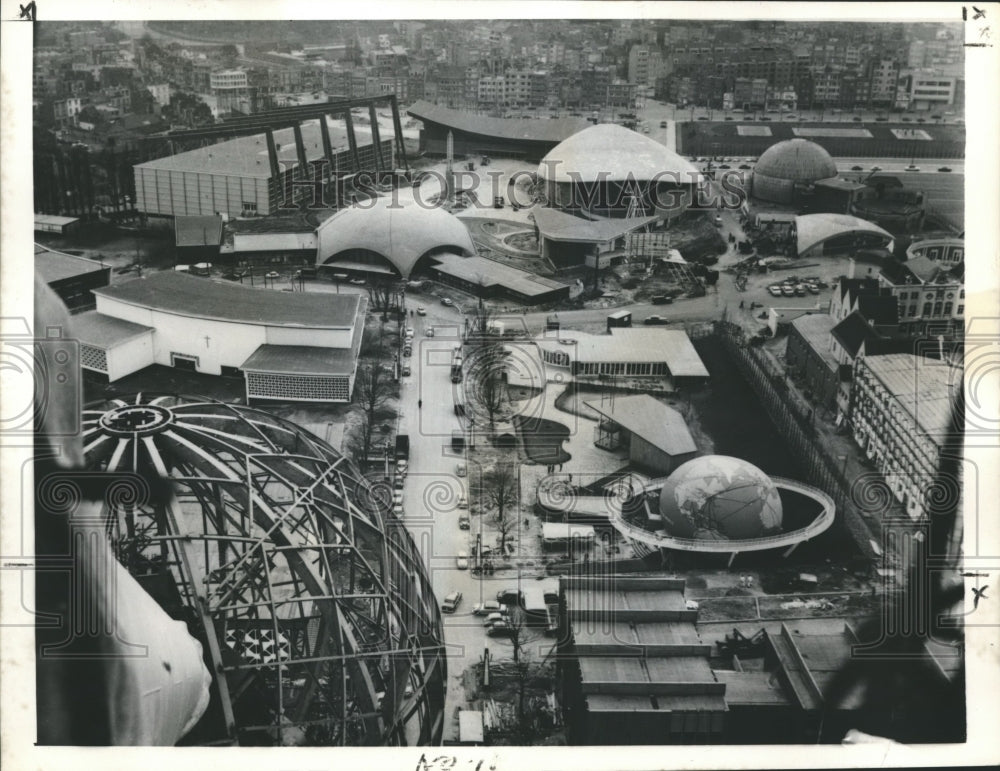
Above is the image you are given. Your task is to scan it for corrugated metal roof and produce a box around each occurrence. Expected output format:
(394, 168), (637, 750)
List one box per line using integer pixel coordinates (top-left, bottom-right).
(94, 272), (361, 328)
(536, 329), (709, 377)
(584, 394), (697, 456)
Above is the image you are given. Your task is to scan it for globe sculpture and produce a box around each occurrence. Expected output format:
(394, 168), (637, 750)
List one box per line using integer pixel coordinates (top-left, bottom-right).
(658, 455), (783, 540)
(81, 394), (446, 746)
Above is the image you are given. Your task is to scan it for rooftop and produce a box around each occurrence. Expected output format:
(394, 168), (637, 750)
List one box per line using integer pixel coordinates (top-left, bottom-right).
(135, 117), (380, 179)
(240, 344), (356, 376)
(584, 394), (697, 457)
(795, 213), (893, 256)
(430, 253), (565, 297)
(94, 272), (361, 329)
(34, 244), (107, 284)
(536, 329), (710, 378)
(861, 353), (958, 439)
(72, 311), (153, 347)
(407, 100), (591, 144)
(754, 138), (837, 182)
(532, 207), (660, 244)
(539, 123), (699, 183)
(789, 314), (839, 371)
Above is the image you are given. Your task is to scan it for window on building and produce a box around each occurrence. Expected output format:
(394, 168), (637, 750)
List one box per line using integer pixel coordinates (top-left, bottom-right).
(922, 302), (932, 317)
(242, 201), (257, 214)
(944, 302), (953, 315)
(957, 305), (964, 315)
(933, 302), (943, 316)
(908, 304), (917, 317)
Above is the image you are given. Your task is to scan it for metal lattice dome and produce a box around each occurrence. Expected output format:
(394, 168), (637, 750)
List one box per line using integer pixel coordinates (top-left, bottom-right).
(658, 455), (783, 540)
(82, 394), (446, 746)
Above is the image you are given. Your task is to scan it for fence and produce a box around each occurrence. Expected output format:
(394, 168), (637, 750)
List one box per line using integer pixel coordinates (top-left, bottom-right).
(714, 321), (883, 563)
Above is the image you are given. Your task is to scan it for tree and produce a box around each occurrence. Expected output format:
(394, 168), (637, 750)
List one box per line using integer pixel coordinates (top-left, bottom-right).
(355, 363), (392, 426)
(366, 277), (405, 318)
(483, 463), (519, 553)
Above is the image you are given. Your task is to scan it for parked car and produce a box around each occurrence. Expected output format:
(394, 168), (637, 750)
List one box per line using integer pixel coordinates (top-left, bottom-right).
(426, 328), (435, 337)
(781, 285), (796, 297)
(906, 165), (920, 172)
(401, 364), (411, 376)
(938, 167), (953, 172)
(482, 612), (507, 627)
(739, 164), (752, 170)
(393, 491), (403, 506)
(473, 601), (508, 616)
(456, 550), (469, 570)
(851, 165), (864, 171)
(456, 463), (467, 477)
(486, 621), (515, 638)
(718, 164), (731, 169)
(807, 284), (820, 295)
(416, 306), (426, 315)
(794, 284), (807, 297)
(349, 278), (366, 285)
(441, 591), (462, 613)
(713, 214), (723, 226)
(496, 588), (523, 606)
(768, 285), (783, 297)
(457, 496), (469, 509)
(442, 298), (454, 306)
(458, 514), (470, 530)
(659, 120), (667, 127)
(404, 327), (415, 337)
(643, 315), (668, 325)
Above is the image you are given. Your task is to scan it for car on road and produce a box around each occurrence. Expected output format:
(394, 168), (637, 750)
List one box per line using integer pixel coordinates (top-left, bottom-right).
(401, 364), (411, 377)
(875, 117), (888, 122)
(416, 306), (426, 315)
(643, 315), (669, 325)
(402, 347), (412, 358)
(425, 328), (434, 337)
(456, 550), (469, 570)
(697, 116), (709, 121)
(938, 167), (952, 172)
(486, 621), (515, 638)
(456, 462), (467, 477)
(768, 285), (783, 297)
(901, 116), (912, 122)
(659, 120), (667, 127)
(781, 285), (796, 297)
(739, 164), (752, 170)
(851, 165), (864, 171)
(473, 601), (508, 616)
(457, 496), (469, 509)
(852, 116), (862, 122)
(906, 165), (920, 172)
(441, 591), (462, 613)
(724, 116), (733, 120)
(442, 298), (454, 306)
(718, 164), (731, 169)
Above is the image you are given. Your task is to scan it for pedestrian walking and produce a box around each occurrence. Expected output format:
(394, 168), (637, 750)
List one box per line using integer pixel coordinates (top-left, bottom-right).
(524, 518), (529, 528)
(747, 575), (754, 589)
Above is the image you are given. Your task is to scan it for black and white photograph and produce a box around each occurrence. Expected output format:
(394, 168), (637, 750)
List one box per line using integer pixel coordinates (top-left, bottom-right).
(2, 2), (998, 768)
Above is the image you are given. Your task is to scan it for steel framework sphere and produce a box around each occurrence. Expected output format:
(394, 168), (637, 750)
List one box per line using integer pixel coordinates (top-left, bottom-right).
(82, 394), (446, 746)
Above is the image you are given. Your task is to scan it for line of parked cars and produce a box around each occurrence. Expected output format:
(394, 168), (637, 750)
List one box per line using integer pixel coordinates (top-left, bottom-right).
(767, 276), (826, 298)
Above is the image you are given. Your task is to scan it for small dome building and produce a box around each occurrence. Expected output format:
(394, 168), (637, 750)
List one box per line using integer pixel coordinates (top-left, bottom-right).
(658, 455), (783, 540)
(317, 197), (476, 279)
(751, 138), (838, 204)
(538, 124), (699, 219)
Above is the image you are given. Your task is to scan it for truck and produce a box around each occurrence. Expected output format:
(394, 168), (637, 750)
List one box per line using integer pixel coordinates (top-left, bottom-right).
(395, 434), (410, 462)
(450, 356), (463, 383)
(451, 430), (465, 452)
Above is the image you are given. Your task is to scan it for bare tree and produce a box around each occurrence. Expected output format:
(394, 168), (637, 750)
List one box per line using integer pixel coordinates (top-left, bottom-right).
(353, 364), (393, 463)
(344, 409), (373, 466)
(366, 277), (404, 318)
(483, 463), (519, 553)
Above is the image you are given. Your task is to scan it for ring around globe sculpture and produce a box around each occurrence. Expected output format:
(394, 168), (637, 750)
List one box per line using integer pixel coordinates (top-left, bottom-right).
(658, 455), (783, 540)
(81, 394), (446, 746)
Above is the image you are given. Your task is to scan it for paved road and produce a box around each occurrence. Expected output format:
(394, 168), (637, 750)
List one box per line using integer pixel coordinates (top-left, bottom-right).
(397, 300), (544, 740)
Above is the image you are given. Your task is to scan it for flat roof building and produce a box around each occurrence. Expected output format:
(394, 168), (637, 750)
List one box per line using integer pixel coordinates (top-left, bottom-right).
(536, 328), (709, 390)
(34, 244), (111, 314)
(134, 118), (392, 219)
(585, 394), (698, 476)
(429, 253), (569, 305)
(81, 271), (366, 403)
